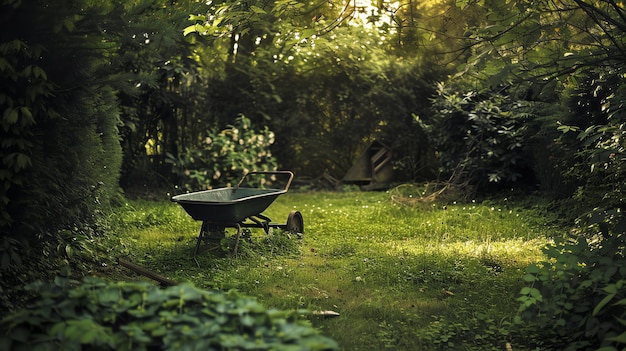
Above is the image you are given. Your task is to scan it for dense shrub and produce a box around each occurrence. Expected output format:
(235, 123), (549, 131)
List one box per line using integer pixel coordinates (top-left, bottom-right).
(0, 0), (122, 312)
(516, 67), (626, 350)
(0, 275), (339, 351)
(423, 82), (534, 189)
(0, 0), (123, 235)
(560, 67), (625, 211)
(167, 114), (277, 190)
(516, 223), (626, 350)
(523, 95), (577, 199)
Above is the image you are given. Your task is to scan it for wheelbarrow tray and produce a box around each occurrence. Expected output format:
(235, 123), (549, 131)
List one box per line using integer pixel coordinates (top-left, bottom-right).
(171, 187), (285, 223)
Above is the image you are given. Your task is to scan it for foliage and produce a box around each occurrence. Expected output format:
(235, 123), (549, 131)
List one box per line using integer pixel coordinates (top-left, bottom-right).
(424, 82), (534, 189)
(516, 214), (626, 350)
(167, 115), (277, 190)
(558, 67), (626, 207)
(515, 66), (626, 350)
(0, 0), (123, 312)
(417, 311), (512, 351)
(448, 0), (626, 196)
(183, 0), (449, 180)
(517, 66), (626, 347)
(115, 0), (206, 189)
(0, 275), (339, 351)
(0, 0), (123, 235)
(271, 25), (440, 179)
(457, 0), (626, 87)
(0, 25), (49, 229)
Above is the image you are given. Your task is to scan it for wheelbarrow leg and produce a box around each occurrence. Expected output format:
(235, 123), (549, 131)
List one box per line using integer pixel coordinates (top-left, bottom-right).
(245, 214), (271, 234)
(232, 223), (242, 258)
(193, 221), (210, 267)
(193, 222), (225, 267)
(193, 222), (242, 265)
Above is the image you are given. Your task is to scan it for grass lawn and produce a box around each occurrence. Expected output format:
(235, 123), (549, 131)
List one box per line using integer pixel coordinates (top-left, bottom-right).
(107, 188), (562, 350)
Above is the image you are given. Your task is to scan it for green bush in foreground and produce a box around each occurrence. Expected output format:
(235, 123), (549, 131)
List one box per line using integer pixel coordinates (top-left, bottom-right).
(0, 275), (338, 351)
(516, 212), (626, 350)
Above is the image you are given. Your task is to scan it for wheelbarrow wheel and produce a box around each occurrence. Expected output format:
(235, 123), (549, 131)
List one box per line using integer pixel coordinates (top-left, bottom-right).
(286, 210), (304, 235)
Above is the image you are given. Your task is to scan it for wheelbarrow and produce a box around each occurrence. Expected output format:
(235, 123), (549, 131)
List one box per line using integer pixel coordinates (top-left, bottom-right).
(171, 171), (303, 265)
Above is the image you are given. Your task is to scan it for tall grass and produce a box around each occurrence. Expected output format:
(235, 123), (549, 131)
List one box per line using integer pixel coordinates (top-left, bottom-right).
(107, 189), (561, 350)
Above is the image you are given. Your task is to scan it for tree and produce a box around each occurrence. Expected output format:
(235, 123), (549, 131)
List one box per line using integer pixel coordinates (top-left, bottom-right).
(182, 0), (453, 180)
(456, 0), (626, 87)
(112, 0), (206, 189)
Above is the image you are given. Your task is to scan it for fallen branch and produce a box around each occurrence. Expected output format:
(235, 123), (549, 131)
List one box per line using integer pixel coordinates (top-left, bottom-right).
(391, 160), (475, 205)
(118, 258), (178, 287)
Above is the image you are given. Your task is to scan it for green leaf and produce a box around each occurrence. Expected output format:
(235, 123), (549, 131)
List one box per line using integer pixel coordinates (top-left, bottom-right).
(557, 125), (579, 133)
(299, 29), (317, 39)
(50, 321), (68, 337)
(592, 293), (615, 316)
(240, 314), (255, 327)
(614, 298), (626, 306)
(63, 17), (76, 32)
(250, 5), (266, 14)
(456, 0), (471, 9)
(19, 107), (34, 127)
(183, 24), (200, 36)
(529, 288), (542, 301)
(0, 58), (11, 72)
(15, 153), (31, 171)
(32, 66), (47, 79)
(486, 65), (511, 88)
(176, 283), (204, 301)
(604, 283), (618, 294)
(188, 14), (206, 22)
(526, 264), (540, 273)
(97, 288), (121, 305)
(3, 108), (18, 124)
(607, 331), (626, 344)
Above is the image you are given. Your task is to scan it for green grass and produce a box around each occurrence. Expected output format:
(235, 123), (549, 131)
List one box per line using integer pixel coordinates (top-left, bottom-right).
(106, 189), (562, 350)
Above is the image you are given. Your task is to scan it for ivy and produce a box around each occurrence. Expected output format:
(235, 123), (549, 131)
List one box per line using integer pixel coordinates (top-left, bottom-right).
(0, 37), (51, 229)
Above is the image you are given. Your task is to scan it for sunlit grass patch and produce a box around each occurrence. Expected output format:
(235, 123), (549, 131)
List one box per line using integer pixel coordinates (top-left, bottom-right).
(384, 237), (549, 265)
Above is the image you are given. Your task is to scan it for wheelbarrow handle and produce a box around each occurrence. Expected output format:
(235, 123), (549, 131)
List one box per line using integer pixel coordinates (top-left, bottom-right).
(236, 171), (294, 191)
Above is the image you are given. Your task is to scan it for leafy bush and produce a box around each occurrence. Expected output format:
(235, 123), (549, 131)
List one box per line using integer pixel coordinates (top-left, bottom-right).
(0, 0), (123, 235)
(516, 212), (626, 350)
(1, 0), (123, 312)
(513, 65), (626, 351)
(168, 114), (277, 191)
(424, 82), (534, 189)
(0, 275), (339, 351)
(559, 67), (626, 211)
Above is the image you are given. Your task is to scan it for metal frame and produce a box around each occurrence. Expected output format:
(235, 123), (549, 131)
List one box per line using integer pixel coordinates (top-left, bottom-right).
(192, 211), (304, 266)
